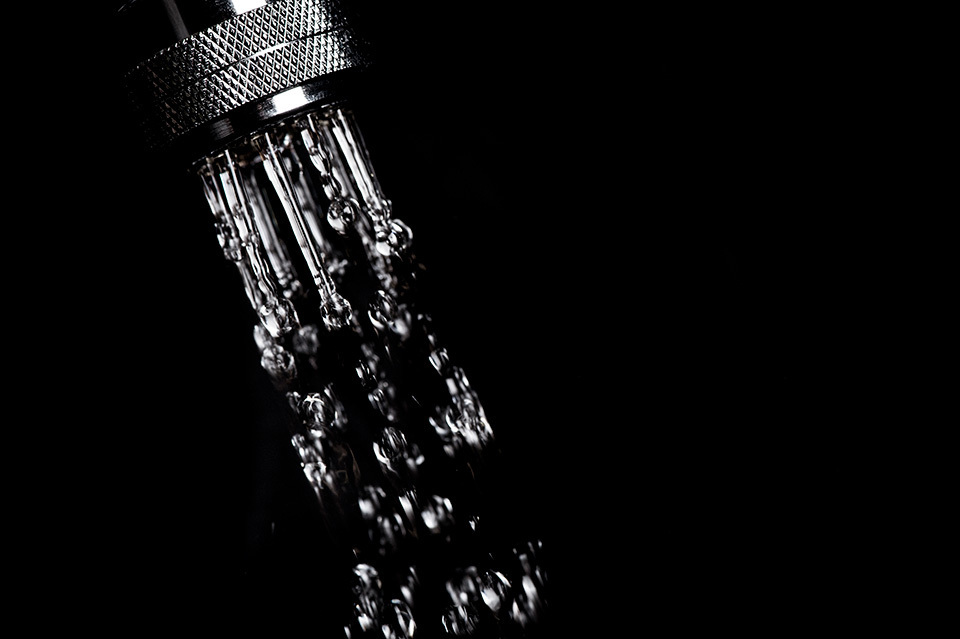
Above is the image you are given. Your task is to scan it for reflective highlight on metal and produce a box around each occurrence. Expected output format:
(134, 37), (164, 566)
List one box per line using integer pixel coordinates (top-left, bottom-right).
(121, 0), (368, 159)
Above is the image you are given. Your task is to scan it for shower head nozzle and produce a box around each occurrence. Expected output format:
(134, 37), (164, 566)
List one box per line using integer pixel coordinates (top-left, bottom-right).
(119, 0), (371, 165)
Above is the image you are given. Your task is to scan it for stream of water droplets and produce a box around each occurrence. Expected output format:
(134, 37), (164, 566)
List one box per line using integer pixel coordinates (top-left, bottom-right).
(197, 106), (547, 637)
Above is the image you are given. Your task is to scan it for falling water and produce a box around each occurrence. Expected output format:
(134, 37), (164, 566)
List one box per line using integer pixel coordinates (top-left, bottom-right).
(197, 106), (547, 637)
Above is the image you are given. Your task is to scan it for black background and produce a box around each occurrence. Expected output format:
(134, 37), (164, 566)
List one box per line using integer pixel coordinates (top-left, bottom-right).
(13, 1), (901, 634)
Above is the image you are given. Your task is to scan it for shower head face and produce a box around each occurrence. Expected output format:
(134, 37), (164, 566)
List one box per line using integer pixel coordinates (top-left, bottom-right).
(118, 0), (371, 165)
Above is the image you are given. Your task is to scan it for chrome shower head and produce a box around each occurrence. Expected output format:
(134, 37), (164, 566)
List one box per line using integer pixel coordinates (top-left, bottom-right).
(112, 2), (550, 636)
(118, 0), (371, 165)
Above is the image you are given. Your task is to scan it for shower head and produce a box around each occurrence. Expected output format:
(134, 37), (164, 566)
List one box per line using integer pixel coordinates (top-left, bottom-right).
(118, 0), (371, 165)
(110, 3), (553, 635)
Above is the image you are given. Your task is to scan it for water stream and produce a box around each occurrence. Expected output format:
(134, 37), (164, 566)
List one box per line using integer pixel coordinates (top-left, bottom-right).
(197, 106), (547, 637)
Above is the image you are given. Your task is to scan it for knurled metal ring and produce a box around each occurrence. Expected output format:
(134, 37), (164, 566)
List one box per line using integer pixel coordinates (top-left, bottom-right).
(124, 0), (369, 154)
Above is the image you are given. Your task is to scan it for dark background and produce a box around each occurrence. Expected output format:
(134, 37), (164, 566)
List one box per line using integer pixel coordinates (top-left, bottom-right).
(15, 1), (903, 633)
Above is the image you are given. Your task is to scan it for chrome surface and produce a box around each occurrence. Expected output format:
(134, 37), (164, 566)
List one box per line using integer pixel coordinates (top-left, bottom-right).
(122, 0), (368, 157)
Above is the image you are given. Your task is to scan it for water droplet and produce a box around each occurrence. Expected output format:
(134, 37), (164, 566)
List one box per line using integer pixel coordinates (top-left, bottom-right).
(428, 414), (459, 459)
(368, 290), (398, 331)
(515, 539), (546, 586)
(285, 391), (302, 413)
(399, 565), (419, 609)
(428, 344), (450, 374)
(260, 344), (296, 382)
(324, 386), (348, 430)
(211, 214), (243, 261)
(479, 570), (511, 613)
(252, 323), (273, 351)
(326, 197), (359, 234)
(374, 511), (407, 555)
(292, 324), (321, 356)
(298, 430), (360, 501)
(368, 290), (409, 337)
(302, 462), (331, 501)
(280, 273), (303, 299)
(397, 490), (419, 534)
(358, 485), (387, 521)
(359, 343), (383, 377)
(374, 427), (406, 465)
(420, 495), (454, 536)
(358, 486), (415, 555)
(508, 575), (544, 629)
(375, 218), (412, 256)
(381, 599), (416, 639)
(445, 566), (480, 606)
(455, 399), (483, 433)
(441, 604), (479, 636)
(301, 391), (339, 431)
(374, 198), (394, 218)
(355, 358), (377, 389)
(320, 292), (353, 330)
(325, 254), (350, 281)
(444, 366), (475, 399)
(436, 396), (493, 452)
(257, 297), (298, 338)
(441, 369), (494, 446)
(290, 432), (325, 467)
(506, 540), (547, 627)
(368, 380), (399, 422)
(373, 427), (424, 482)
(351, 563), (383, 632)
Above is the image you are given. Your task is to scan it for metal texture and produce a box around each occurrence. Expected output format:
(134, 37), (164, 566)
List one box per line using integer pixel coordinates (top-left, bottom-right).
(122, 0), (369, 160)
